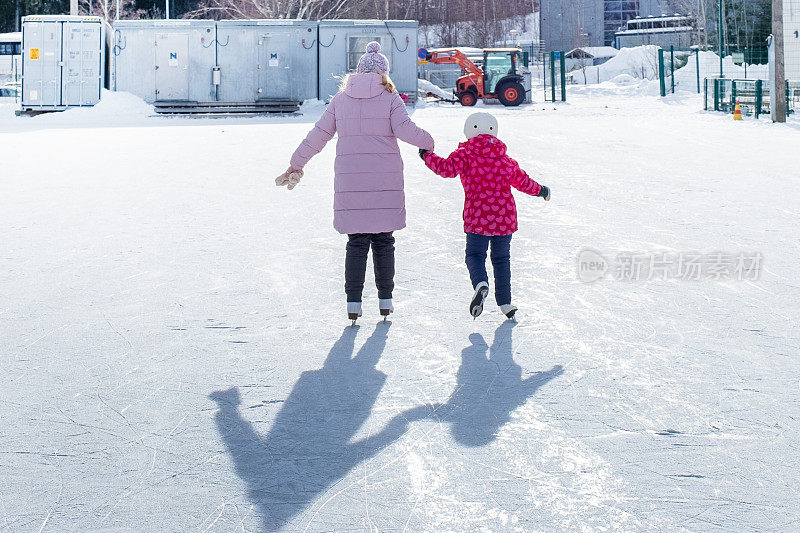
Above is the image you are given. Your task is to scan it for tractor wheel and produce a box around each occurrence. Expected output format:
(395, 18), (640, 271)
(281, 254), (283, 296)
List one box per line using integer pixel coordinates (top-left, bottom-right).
(459, 91), (477, 106)
(497, 82), (525, 106)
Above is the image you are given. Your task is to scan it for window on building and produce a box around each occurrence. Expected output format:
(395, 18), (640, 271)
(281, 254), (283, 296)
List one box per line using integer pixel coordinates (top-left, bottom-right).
(0, 43), (21, 55)
(347, 36), (391, 72)
(604, 0), (639, 45)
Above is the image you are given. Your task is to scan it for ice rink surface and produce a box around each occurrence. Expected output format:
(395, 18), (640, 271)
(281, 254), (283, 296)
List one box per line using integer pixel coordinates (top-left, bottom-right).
(2, 88), (799, 531)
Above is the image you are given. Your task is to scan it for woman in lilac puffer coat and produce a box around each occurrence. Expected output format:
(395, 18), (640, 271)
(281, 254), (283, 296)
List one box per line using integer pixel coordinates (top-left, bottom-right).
(279, 41), (434, 322)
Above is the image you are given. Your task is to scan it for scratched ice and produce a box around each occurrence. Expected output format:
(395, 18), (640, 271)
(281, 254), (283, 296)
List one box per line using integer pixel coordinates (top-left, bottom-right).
(1, 87), (799, 531)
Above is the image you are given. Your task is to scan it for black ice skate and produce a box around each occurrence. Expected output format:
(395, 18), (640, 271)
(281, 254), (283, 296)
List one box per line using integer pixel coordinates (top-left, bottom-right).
(470, 281), (489, 318)
(347, 302), (362, 326)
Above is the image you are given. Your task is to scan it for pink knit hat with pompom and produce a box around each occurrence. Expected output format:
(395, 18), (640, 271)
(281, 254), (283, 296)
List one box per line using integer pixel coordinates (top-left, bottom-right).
(356, 41), (390, 74)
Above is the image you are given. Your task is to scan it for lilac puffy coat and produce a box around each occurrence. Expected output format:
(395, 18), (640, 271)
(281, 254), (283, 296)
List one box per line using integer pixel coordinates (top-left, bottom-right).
(290, 73), (434, 234)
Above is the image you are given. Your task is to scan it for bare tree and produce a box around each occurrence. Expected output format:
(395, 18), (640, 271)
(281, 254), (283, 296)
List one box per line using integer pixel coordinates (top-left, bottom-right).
(188, 0), (352, 20)
(83, 0), (146, 22)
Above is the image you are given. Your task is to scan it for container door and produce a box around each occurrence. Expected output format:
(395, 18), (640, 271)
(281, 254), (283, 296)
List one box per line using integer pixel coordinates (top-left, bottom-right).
(155, 33), (189, 101)
(62, 21), (102, 106)
(22, 20), (62, 107)
(258, 31), (292, 100)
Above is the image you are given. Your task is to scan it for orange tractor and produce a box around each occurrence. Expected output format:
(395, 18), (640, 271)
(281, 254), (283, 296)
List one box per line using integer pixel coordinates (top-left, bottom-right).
(424, 48), (527, 107)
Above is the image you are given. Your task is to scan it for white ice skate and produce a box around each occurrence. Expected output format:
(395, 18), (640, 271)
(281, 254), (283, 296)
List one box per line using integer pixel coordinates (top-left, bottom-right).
(470, 282), (490, 318)
(347, 302), (363, 326)
(379, 299), (393, 321)
(500, 304), (518, 321)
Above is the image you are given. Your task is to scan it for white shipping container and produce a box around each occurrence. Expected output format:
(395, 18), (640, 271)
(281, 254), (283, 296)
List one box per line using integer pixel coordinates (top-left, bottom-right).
(21, 15), (110, 111)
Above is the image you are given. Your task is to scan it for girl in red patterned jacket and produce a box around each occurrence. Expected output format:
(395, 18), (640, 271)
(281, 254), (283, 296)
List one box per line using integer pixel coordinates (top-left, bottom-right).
(420, 112), (550, 320)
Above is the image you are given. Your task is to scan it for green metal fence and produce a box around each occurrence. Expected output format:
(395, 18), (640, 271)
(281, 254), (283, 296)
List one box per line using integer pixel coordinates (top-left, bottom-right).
(544, 51), (566, 102)
(659, 47), (770, 96)
(658, 46), (677, 97)
(704, 78), (799, 118)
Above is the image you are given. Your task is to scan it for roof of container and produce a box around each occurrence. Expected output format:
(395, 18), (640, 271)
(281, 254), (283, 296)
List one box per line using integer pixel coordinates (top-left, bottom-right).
(23, 15), (105, 22)
(215, 19), (316, 27)
(113, 19), (215, 27)
(318, 19), (417, 27)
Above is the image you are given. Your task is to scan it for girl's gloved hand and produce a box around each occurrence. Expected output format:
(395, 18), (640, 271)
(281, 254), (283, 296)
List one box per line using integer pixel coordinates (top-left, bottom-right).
(419, 148), (430, 160)
(537, 185), (551, 201)
(276, 167), (304, 190)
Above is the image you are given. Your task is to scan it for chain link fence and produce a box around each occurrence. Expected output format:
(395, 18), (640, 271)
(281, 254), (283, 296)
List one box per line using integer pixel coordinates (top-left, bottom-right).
(659, 47), (771, 96)
(703, 78), (800, 117)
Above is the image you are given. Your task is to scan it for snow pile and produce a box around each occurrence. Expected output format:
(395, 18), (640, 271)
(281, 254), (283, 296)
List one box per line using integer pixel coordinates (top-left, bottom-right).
(4, 89), (155, 126)
(568, 47), (772, 92)
(299, 98), (326, 115)
(568, 73), (661, 97)
(52, 89), (154, 121)
(672, 51), (769, 91)
(568, 45), (661, 84)
(418, 78), (454, 100)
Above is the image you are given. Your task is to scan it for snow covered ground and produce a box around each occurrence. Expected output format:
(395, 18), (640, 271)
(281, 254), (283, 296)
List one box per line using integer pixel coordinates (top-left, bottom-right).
(1, 88), (799, 532)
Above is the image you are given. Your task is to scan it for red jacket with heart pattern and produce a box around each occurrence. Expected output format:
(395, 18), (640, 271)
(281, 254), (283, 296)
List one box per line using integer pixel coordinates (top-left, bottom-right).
(423, 134), (542, 235)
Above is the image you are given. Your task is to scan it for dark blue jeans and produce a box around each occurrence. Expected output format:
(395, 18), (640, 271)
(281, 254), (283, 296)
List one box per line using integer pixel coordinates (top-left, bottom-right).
(465, 233), (512, 306)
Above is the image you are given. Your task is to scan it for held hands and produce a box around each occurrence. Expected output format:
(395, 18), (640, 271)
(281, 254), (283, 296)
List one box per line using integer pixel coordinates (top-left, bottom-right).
(419, 148), (430, 160)
(537, 185), (551, 201)
(276, 166), (303, 190)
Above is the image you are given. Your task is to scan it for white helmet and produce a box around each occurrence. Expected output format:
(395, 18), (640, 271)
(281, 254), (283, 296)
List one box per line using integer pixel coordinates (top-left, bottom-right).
(463, 112), (498, 139)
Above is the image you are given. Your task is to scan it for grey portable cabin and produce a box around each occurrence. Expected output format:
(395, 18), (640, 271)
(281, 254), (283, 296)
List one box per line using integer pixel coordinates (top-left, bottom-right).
(317, 20), (418, 102)
(21, 15), (110, 111)
(215, 19), (317, 103)
(113, 20), (217, 103)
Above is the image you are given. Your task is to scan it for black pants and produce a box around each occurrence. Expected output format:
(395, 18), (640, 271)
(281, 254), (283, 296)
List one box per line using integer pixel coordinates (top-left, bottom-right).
(345, 232), (395, 302)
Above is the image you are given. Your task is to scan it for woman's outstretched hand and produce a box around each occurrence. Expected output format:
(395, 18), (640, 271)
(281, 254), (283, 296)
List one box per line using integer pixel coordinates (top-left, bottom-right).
(276, 166), (303, 190)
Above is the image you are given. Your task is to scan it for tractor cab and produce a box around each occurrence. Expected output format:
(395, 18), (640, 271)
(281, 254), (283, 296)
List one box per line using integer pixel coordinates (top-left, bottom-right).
(482, 48), (526, 106)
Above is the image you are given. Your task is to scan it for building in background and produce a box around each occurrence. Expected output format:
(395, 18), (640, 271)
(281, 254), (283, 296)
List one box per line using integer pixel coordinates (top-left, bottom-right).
(614, 15), (695, 49)
(564, 46), (619, 72)
(0, 32), (21, 81)
(786, 0), (800, 81)
(540, 0), (664, 51)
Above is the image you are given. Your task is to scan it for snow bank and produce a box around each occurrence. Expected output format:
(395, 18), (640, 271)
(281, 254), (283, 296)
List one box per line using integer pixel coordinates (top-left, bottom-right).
(0, 89), (155, 128)
(418, 78), (454, 100)
(672, 51), (769, 92)
(568, 45), (661, 84)
(568, 73), (661, 97)
(568, 46), (771, 92)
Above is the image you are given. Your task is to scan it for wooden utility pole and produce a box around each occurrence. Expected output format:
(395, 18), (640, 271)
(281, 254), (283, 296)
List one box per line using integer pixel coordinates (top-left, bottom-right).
(772, 0), (787, 122)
